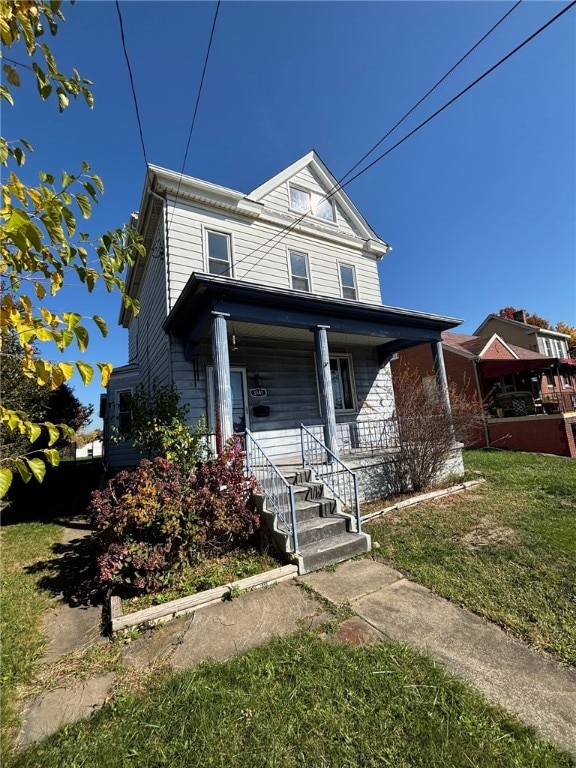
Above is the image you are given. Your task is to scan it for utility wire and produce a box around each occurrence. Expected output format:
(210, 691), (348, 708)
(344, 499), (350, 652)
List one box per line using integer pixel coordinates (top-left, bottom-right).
(115, 0), (148, 167)
(235, 0), (571, 282)
(167, 0), (221, 231)
(341, 0), (575, 190)
(336, 0), (523, 189)
(234, 1), (524, 280)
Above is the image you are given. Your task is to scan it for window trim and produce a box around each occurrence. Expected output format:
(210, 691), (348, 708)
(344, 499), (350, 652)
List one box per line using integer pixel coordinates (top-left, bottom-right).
(204, 227), (234, 277)
(338, 262), (358, 301)
(315, 353), (357, 414)
(288, 249), (312, 293)
(288, 184), (337, 224)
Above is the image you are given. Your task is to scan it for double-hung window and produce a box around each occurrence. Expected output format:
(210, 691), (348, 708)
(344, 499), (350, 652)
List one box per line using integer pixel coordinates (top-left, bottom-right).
(117, 389), (132, 437)
(289, 185), (336, 223)
(339, 264), (357, 300)
(289, 251), (310, 292)
(330, 355), (355, 411)
(206, 231), (232, 276)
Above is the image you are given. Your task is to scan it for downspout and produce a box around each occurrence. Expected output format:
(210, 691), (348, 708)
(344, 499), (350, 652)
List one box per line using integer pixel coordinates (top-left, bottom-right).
(473, 358), (490, 448)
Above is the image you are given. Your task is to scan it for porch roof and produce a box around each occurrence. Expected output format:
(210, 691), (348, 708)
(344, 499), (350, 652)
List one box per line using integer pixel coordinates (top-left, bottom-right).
(480, 358), (558, 378)
(164, 274), (462, 360)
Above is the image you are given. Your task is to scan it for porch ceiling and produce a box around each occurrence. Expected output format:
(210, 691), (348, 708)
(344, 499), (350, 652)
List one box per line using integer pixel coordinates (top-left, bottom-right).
(212, 320), (396, 347)
(165, 274), (462, 352)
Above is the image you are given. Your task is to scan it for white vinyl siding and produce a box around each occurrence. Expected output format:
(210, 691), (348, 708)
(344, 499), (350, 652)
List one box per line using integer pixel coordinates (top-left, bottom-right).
(127, 225), (170, 383)
(165, 198), (382, 308)
(289, 250), (310, 292)
(339, 263), (358, 300)
(206, 230), (232, 276)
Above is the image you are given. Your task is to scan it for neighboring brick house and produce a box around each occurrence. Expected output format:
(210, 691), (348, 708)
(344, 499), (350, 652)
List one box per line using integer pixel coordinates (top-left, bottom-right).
(393, 330), (576, 458)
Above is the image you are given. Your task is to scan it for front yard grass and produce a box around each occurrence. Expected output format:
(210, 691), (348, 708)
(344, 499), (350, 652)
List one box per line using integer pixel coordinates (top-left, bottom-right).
(12, 631), (573, 768)
(365, 449), (576, 665)
(0, 519), (63, 763)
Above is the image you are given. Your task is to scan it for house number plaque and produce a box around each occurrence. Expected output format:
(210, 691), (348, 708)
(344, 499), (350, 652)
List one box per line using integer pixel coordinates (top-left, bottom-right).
(250, 388), (267, 397)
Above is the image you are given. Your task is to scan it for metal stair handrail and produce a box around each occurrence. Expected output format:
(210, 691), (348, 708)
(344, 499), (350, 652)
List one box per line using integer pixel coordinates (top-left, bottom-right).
(300, 424), (362, 533)
(244, 430), (299, 553)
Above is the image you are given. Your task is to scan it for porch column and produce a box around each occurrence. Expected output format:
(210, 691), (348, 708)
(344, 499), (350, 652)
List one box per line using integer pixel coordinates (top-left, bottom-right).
(430, 339), (454, 433)
(212, 311), (233, 453)
(313, 325), (339, 459)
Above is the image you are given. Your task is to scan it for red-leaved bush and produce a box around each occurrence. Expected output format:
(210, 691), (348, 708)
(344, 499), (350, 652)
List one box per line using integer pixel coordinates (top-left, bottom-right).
(90, 441), (259, 595)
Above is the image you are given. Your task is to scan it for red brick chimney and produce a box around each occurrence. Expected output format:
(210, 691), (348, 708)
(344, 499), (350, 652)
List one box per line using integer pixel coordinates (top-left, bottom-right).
(513, 309), (528, 324)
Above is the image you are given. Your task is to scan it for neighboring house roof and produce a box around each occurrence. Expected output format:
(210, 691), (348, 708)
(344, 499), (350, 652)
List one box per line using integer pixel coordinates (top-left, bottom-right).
(441, 331), (551, 362)
(474, 314), (570, 340)
(439, 330), (556, 379)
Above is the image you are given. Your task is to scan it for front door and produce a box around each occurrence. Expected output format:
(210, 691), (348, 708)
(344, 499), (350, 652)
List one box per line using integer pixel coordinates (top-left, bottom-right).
(207, 367), (250, 434)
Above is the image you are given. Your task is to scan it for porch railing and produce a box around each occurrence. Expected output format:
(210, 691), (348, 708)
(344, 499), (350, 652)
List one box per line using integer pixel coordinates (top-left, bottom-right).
(244, 429), (299, 553)
(335, 418), (401, 455)
(300, 424), (362, 533)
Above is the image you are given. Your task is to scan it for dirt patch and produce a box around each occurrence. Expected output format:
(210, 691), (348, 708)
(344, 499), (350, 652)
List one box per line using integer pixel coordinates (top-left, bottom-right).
(322, 617), (385, 647)
(460, 516), (519, 550)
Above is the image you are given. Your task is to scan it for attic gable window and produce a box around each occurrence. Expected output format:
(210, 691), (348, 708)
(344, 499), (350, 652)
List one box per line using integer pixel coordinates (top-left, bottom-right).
(289, 185), (336, 223)
(207, 231), (232, 276)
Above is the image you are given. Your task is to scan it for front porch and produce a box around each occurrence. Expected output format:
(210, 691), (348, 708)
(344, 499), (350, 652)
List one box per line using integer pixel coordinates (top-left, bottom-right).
(166, 274), (465, 569)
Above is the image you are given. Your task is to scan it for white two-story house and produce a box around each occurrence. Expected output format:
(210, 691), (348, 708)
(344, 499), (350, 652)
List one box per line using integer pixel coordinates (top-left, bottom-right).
(102, 151), (463, 570)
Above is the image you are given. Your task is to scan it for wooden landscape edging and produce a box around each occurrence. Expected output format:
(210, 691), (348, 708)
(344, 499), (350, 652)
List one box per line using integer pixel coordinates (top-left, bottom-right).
(361, 479), (486, 523)
(110, 564), (298, 634)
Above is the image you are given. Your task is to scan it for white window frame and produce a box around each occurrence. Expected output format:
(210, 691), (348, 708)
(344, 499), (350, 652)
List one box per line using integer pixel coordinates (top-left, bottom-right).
(204, 228), (233, 277)
(288, 249), (312, 292)
(326, 353), (357, 414)
(288, 184), (336, 224)
(338, 262), (358, 300)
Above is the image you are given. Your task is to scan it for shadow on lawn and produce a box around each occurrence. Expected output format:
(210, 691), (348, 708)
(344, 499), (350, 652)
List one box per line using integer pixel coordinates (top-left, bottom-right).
(0, 461), (103, 527)
(24, 528), (105, 608)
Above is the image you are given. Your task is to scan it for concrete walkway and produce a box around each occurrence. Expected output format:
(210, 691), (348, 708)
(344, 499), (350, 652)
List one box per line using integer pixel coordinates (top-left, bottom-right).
(18, 557), (576, 756)
(302, 559), (576, 756)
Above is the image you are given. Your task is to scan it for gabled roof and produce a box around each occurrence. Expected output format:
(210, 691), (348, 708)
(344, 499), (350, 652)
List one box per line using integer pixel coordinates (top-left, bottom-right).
(249, 150), (390, 256)
(441, 331), (550, 361)
(475, 314), (570, 340)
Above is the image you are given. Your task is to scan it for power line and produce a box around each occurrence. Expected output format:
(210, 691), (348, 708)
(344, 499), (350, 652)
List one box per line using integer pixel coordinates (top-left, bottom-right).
(167, 0), (222, 232)
(115, 0), (148, 167)
(234, 1), (524, 281)
(340, 0), (575, 190)
(235, 0), (572, 282)
(337, 0), (523, 190)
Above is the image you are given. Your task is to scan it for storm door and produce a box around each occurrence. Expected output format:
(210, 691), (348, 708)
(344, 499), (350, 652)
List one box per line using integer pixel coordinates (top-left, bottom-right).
(207, 367), (250, 434)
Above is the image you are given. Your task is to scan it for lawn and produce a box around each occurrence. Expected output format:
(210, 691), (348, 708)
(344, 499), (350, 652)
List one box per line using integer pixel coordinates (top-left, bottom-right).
(3, 449), (575, 766)
(0, 518), (63, 763)
(365, 449), (576, 665)
(11, 632), (573, 768)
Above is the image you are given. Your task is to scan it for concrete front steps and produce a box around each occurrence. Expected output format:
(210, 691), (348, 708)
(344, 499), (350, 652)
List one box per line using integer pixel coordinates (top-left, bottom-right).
(257, 466), (371, 575)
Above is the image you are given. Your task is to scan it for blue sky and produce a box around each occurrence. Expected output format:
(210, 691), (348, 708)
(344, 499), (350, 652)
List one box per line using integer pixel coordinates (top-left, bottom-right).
(5, 1), (575, 427)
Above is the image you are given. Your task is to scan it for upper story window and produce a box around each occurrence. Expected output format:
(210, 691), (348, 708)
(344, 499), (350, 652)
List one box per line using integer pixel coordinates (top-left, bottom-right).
(207, 231), (232, 276)
(289, 250), (310, 292)
(289, 185), (336, 223)
(117, 389), (132, 437)
(339, 263), (358, 300)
